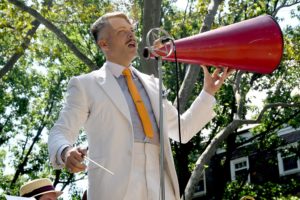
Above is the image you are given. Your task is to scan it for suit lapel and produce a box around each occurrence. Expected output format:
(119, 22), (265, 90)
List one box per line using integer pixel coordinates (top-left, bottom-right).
(94, 65), (163, 129)
(94, 64), (131, 123)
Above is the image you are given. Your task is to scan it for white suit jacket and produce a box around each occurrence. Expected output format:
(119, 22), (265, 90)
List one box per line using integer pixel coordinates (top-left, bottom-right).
(48, 62), (216, 200)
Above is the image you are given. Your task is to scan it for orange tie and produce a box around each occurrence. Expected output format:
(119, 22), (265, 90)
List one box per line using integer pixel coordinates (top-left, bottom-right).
(122, 68), (154, 139)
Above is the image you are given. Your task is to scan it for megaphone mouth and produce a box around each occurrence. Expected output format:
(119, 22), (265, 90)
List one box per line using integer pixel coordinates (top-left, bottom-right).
(143, 47), (150, 60)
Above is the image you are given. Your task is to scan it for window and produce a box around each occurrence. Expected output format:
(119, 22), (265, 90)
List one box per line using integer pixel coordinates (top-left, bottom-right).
(277, 145), (300, 176)
(193, 171), (206, 198)
(230, 157), (250, 182)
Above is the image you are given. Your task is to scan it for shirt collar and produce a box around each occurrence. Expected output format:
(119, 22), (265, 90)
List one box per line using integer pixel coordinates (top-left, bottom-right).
(106, 61), (134, 78)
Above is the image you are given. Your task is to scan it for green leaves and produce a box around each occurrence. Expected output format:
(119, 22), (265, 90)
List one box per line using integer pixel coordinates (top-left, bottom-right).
(0, 0), (108, 196)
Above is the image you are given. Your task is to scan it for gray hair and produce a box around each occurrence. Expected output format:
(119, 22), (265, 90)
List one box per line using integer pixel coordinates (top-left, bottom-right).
(90, 12), (131, 43)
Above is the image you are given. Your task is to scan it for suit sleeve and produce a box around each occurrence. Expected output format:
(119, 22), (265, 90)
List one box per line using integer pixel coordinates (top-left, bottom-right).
(165, 90), (216, 143)
(48, 77), (89, 169)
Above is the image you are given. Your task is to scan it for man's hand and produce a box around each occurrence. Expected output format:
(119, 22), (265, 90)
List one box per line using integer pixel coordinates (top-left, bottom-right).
(202, 66), (235, 96)
(62, 146), (87, 173)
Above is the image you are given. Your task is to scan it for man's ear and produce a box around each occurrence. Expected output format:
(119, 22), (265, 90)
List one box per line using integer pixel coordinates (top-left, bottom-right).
(98, 39), (108, 51)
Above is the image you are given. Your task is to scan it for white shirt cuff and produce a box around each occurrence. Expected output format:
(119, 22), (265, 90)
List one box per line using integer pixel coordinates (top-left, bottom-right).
(56, 145), (70, 165)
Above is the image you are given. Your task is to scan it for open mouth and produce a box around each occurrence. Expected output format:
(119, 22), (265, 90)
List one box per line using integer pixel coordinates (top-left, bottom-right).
(127, 40), (136, 48)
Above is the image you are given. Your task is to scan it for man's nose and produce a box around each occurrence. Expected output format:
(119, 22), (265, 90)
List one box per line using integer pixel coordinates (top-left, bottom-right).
(127, 31), (134, 39)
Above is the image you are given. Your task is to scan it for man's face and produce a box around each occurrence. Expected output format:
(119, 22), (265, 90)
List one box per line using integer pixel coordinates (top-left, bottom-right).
(100, 17), (137, 66)
(39, 192), (58, 200)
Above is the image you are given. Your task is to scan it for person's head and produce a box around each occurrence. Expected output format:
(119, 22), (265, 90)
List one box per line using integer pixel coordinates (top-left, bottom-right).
(20, 178), (63, 200)
(90, 12), (137, 67)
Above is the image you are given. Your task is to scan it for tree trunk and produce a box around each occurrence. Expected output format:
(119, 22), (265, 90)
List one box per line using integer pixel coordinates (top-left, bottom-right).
(139, 0), (162, 76)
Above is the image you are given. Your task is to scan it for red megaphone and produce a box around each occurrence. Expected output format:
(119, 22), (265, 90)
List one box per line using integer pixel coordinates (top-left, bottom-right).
(143, 15), (284, 74)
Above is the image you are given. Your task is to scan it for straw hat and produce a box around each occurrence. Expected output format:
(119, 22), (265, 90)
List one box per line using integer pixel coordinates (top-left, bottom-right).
(20, 178), (63, 198)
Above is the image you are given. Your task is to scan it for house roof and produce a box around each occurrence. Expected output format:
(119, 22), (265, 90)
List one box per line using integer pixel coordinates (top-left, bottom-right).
(215, 128), (300, 159)
(280, 130), (300, 143)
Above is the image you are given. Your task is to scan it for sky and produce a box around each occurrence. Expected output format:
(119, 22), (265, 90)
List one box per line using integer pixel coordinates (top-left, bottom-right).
(276, 4), (299, 28)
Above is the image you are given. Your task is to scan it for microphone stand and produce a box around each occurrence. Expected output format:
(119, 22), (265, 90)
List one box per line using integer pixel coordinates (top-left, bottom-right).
(144, 28), (173, 200)
(157, 56), (165, 200)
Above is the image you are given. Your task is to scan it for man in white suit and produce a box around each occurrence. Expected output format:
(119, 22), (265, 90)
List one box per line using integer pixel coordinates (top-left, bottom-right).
(48, 12), (233, 200)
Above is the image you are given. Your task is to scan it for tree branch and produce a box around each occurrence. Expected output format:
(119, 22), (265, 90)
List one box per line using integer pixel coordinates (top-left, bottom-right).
(238, 111), (300, 147)
(1, 0), (54, 79)
(7, 0), (97, 71)
(10, 75), (64, 186)
(233, 71), (244, 119)
(238, 102), (300, 124)
(272, 0), (300, 17)
(0, 20), (40, 79)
